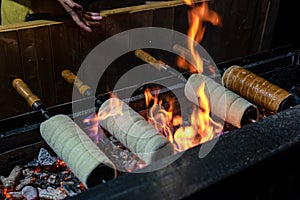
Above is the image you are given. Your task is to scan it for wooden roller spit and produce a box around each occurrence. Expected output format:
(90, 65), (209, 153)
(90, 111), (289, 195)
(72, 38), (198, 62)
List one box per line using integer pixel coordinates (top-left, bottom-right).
(98, 98), (174, 165)
(61, 69), (92, 97)
(134, 49), (259, 128)
(185, 74), (260, 128)
(12, 78), (117, 188)
(222, 65), (296, 112)
(40, 115), (116, 188)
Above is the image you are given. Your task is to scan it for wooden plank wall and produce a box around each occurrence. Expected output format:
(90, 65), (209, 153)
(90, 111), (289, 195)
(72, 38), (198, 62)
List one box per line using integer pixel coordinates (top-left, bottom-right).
(201, 0), (280, 64)
(0, 0), (279, 120)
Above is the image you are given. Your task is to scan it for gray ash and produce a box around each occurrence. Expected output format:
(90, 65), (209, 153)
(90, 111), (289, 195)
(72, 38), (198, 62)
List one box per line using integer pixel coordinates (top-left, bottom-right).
(0, 148), (86, 200)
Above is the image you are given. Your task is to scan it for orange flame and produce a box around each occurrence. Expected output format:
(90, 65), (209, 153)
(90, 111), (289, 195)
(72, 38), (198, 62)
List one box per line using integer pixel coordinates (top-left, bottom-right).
(170, 1), (223, 151)
(178, 1), (221, 73)
(144, 88), (179, 143)
(172, 83), (222, 151)
(143, 84), (222, 152)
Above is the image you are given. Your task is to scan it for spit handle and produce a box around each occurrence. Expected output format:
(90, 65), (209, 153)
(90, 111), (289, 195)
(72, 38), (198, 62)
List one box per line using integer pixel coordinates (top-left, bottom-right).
(12, 78), (50, 119)
(61, 69), (92, 97)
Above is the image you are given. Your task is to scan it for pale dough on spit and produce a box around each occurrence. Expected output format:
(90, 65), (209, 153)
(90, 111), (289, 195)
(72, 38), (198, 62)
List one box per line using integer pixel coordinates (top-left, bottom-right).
(40, 114), (117, 188)
(185, 74), (259, 128)
(98, 98), (174, 165)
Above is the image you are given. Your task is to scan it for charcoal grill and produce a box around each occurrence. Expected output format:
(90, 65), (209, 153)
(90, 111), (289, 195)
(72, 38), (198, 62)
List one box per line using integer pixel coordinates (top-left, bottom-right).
(0, 45), (300, 200)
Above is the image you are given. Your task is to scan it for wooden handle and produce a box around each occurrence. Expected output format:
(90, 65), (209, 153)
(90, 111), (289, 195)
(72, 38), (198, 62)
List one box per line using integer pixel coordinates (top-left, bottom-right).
(61, 69), (77, 85)
(134, 49), (165, 71)
(173, 44), (191, 58)
(12, 78), (41, 109)
(61, 69), (92, 97)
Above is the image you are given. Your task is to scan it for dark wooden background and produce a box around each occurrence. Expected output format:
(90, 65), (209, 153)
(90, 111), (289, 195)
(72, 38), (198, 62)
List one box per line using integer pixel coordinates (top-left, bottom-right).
(0, 0), (281, 120)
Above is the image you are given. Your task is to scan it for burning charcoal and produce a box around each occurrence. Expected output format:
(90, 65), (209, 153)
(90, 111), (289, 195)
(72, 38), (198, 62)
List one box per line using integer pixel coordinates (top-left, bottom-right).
(15, 177), (35, 191)
(22, 186), (38, 200)
(38, 187), (67, 200)
(39, 172), (49, 180)
(62, 174), (72, 182)
(54, 187), (68, 200)
(0, 184), (5, 199)
(47, 175), (56, 185)
(125, 160), (137, 172)
(120, 151), (129, 160)
(0, 165), (23, 190)
(37, 148), (57, 166)
(22, 168), (34, 177)
(8, 191), (23, 199)
(26, 160), (39, 168)
(61, 182), (78, 197)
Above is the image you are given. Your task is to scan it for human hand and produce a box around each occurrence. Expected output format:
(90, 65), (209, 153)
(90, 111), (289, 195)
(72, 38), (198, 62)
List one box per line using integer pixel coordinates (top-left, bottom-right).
(57, 0), (103, 32)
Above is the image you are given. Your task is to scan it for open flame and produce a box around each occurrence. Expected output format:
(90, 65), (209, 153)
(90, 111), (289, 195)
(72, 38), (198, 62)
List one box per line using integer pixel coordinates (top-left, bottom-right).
(177, 1), (221, 73)
(81, 1), (223, 168)
(144, 87), (180, 143)
(171, 1), (223, 151)
(83, 93), (122, 144)
(144, 83), (223, 152)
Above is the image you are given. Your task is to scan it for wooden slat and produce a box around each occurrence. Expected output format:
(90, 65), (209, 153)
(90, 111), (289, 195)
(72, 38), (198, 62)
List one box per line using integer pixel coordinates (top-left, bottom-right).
(50, 21), (81, 103)
(79, 20), (106, 63)
(0, 31), (26, 119)
(78, 21), (107, 95)
(173, 4), (189, 35)
(0, 20), (63, 32)
(100, 0), (204, 17)
(249, 0), (280, 52)
(18, 26), (56, 107)
(104, 10), (154, 93)
(201, 0), (260, 63)
(153, 7), (175, 29)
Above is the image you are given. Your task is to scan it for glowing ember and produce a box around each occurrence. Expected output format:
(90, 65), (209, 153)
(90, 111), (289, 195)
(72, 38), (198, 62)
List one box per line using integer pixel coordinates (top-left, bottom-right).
(3, 188), (12, 199)
(0, 148), (86, 199)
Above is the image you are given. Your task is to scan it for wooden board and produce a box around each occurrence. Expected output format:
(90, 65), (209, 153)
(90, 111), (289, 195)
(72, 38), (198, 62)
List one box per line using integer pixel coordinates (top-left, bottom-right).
(0, 30), (26, 119)
(50, 21), (81, 103)
(153, 7), (175, 29)
(18, 26), (56, 107)
(104, 10), (154, 94)
(201, 0), (280, 63)
(79, 20), (106, 63)
(198, 0), (256, 63)
(173, 4), (189, 35)
(249, 0), (280, 52)
(0, 0), (281, 120)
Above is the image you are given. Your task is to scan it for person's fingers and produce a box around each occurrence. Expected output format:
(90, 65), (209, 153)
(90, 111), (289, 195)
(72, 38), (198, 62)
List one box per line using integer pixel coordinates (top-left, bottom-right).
(63, 0), (82, 11)
(69, 11), (92, 32)
(83, 12), (103, 21)
(84, 21), (102, 27)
